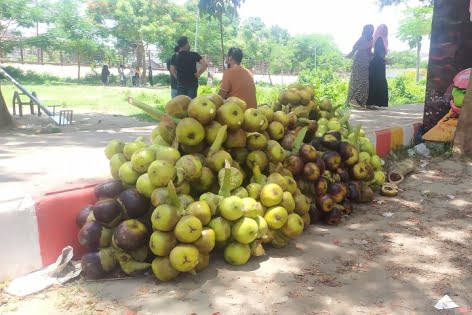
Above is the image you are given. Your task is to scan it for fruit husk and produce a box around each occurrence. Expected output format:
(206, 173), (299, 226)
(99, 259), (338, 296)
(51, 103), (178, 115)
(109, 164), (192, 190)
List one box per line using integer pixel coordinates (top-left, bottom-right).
(175, 155), (203, 185)
(359, 185), (375, 203)
(118, 189), (150, 219)
(283, 155), (304, 177)
(76, 205), (94, 228)
(115, 249), (151, 275)
(218, 160), (244, 196)
(95, 181), (125, 200)
(323, 207), (343, 226)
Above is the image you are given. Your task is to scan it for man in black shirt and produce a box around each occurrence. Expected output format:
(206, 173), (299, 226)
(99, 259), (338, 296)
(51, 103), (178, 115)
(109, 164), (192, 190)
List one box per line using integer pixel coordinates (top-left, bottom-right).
(170, 36), (208, 99)
(167, 46), (179, 98)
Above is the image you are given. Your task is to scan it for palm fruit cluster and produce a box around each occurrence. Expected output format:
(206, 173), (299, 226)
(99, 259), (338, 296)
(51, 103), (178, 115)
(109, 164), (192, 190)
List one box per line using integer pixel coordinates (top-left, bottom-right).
(78, 93), (318, 281)
(272, 85), (386, 226)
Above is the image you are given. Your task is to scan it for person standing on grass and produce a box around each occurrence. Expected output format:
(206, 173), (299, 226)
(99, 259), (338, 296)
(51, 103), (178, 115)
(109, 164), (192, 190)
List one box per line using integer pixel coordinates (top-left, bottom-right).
(135, 67), (141, 86)
(129, 66), (135, 86)
(218, 48), (257, 108)
(170, 36), (208, 99)
(346, 24), (375, 108)
(167, 46), (180, 98)
(101, 65), (110, 86)
(148, 65), (154, 87)
(118, 65), (125, 86)
(367, 24), (389, 108)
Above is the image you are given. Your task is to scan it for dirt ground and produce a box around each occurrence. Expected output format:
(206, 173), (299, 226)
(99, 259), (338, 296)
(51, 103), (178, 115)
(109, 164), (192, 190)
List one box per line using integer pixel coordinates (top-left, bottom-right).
(1, 157), (471, 315)
(0, 111), (156, 203)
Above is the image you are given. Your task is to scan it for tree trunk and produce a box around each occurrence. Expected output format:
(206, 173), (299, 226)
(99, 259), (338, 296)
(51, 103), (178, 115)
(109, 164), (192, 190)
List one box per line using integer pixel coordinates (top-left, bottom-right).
(453, 73), (472, 156)
(60, 50), (63, 66)
(77, 42), (81, 79)
(137, 41), (146, 85)
(416, 40), (421, 83)
(78, 54), (81, 80)
(0, 85), (13, 127)
(218, 13), (225, 72)
(267, 63), (273, 86)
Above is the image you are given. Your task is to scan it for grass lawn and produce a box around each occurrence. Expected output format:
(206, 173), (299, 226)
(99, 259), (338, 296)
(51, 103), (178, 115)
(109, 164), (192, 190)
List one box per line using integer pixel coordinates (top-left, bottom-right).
(1, 84), (171, 120)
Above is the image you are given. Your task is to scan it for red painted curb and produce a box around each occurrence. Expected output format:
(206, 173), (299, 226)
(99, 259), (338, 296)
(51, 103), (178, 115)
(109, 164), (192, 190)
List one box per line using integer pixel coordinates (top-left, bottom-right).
(375, 129), (392, 156)
(35, 186), (97, 265)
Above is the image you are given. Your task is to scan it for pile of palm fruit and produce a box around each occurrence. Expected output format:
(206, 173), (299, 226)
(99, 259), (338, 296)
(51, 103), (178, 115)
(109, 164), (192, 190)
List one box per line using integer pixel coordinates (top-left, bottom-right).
(75, 84), (385, 281)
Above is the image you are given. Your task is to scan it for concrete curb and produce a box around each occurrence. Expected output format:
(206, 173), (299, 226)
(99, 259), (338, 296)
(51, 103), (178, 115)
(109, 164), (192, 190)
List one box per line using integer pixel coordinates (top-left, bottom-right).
(366, 122), (422, 157)
(0, 121), (422, 282)
(0, 183), (98, 282)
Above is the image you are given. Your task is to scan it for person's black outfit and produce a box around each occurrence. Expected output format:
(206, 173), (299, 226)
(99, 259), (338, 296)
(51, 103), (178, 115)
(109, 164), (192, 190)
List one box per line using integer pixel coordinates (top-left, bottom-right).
(367, 39), (388, 107)
(171, 51), (202, 99)
(167, 57), (179, 97)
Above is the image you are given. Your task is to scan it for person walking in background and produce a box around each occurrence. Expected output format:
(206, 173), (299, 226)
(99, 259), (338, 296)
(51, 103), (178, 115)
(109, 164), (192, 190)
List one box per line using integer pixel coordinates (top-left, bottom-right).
(170, 36), (208, 99)
(346, 24), (375, 108)
(135, 67), (141, 86)
(148, 65), (154, 87)
(207, 72), (213, 86)
(367, 24), (389, 108)
(167, 46), (179, 98)
(218, 48), (257, 108)
(118, 65), (125, 86)
(101, 65), (110, 86)
(129, 66), (136, 86)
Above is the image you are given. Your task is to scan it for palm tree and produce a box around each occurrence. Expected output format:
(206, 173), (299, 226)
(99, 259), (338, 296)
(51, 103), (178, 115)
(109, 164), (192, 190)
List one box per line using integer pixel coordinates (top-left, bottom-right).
(198, 0), (243, 71)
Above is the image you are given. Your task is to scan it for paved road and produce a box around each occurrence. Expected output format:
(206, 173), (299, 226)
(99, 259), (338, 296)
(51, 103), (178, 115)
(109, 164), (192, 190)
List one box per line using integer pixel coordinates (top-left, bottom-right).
(350, 103), (423, 132)
(0, 104), (424, 203)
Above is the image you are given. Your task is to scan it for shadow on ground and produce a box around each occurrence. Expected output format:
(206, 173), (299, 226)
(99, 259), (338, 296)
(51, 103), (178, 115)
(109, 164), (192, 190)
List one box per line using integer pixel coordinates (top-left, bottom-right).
(2, 159), (471, 315)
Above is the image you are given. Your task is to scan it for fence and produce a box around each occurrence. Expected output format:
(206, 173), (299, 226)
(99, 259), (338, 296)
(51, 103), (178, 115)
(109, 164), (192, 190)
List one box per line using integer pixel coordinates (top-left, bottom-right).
(1, 47), (303, 77)
(0, 48), (167, 69)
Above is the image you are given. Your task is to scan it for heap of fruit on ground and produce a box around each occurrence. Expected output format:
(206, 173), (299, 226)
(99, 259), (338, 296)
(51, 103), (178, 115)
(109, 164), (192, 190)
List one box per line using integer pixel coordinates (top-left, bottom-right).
(77, 84), (385, 281)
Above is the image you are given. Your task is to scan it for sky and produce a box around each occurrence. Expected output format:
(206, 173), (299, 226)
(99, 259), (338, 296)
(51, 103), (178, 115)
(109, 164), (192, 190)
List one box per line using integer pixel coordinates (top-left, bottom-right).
(236, 0), (429, 54)
(174, 0), (430, 54)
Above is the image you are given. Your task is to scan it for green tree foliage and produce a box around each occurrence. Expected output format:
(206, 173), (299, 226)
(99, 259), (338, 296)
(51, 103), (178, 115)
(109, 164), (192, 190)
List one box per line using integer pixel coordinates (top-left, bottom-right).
(377, 0), (433, 8)
(198, 0), (244, 69)
(388, 50), (428, 68)
(87, 0), (186, 82)
(181, 1), (239, 68)
(397, 6), (433, 82)
(50, 0), (100, 79)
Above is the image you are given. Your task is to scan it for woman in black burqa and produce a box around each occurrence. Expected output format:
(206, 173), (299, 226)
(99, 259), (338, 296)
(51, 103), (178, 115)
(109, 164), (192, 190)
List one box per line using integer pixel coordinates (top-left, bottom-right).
(367, 24), (389, 108)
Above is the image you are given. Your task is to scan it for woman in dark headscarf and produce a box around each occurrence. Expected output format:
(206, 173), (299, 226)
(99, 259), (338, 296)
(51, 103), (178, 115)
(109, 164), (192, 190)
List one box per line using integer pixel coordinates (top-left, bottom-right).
(367, 24), (389, 108)
(346, 24), (375, 108)
(101, 65), (110, 86)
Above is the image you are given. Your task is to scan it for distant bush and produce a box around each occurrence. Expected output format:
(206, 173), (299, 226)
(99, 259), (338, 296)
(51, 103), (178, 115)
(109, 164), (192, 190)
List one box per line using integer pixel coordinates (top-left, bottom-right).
(257, 86), (284, 105)
(388, 72), (426, 105)
(0, 66), (63, 84)
(198, 85), (219, 95)
(299, 67), (426, 107)
(153, 73), (171, 86)
(299, 68), (349, 105)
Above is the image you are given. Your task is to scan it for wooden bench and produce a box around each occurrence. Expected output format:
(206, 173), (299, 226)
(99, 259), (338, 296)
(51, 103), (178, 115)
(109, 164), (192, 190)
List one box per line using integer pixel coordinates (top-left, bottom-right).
(12, 91), (41, 117)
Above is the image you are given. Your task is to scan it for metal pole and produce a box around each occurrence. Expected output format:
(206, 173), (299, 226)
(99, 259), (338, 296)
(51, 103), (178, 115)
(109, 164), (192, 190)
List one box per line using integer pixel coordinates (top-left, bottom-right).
(0, 66), (54, 119)
(195, 7), (199, 51)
